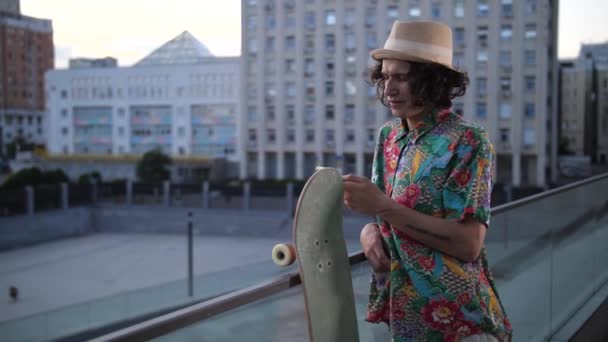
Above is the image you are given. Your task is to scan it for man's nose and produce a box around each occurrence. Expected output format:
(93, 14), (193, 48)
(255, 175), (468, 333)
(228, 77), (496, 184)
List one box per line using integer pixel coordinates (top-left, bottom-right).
(385, 80), (398, 97)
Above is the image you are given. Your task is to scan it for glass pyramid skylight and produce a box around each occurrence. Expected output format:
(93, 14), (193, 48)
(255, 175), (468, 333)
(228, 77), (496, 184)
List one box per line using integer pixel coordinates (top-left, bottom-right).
(135, 31), (213, 66)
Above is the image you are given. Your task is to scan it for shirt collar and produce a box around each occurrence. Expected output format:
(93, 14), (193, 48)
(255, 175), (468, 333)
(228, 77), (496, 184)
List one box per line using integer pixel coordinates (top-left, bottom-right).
(393, 107), (448, 144)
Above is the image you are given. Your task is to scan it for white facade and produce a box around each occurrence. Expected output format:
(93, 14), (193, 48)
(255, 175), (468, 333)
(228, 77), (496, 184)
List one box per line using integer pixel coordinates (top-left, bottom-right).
(46, 58), (240, 161)
(239, 0), (559, 187)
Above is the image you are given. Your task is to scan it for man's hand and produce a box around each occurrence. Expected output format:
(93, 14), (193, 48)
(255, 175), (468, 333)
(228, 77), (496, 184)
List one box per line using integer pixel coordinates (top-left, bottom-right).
(360, 223), (391, 273)
(343, 174), (390, 216)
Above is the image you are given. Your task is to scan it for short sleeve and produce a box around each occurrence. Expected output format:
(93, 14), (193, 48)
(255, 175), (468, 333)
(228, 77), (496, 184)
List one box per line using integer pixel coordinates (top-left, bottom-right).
(442, 128), (495, 226)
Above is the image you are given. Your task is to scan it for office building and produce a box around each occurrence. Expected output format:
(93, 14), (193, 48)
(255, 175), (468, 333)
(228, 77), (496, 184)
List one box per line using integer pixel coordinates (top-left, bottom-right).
(240, 0), (559, 187)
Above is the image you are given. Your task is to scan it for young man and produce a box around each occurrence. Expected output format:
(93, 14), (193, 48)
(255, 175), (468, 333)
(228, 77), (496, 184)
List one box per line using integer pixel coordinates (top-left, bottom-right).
(343, 21), (512, 341)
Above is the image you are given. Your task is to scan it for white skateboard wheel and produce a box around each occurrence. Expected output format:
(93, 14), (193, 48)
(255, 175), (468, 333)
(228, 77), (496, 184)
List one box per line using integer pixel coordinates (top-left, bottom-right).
(272, 243), (296, 267)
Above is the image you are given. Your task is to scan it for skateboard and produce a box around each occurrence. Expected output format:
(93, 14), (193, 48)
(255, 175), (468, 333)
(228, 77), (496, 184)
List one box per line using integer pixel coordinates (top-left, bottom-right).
(271, 167), (359, 342)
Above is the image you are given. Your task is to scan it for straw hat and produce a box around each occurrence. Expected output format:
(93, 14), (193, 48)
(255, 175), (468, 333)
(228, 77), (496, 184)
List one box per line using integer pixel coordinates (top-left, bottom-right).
(370, 21), (455, 71)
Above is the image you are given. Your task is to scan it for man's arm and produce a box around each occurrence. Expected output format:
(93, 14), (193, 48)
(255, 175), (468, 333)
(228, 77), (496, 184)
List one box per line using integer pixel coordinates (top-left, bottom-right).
(343, 174), (486, 262)
(376, 199), (486, 262)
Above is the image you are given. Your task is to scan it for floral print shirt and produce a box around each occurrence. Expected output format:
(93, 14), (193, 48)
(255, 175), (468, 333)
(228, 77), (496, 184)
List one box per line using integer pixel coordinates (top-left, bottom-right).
(367, 108), (512, 341)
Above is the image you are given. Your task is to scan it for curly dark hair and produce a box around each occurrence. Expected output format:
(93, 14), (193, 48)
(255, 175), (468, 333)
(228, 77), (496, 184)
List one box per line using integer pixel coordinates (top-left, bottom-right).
(369, 61), (469, 109)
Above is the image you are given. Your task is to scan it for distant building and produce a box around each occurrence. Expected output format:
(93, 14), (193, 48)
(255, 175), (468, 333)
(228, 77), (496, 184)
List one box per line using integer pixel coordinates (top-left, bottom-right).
(559, 42), (608, 164)
(240, 0), (559, 187)
(0, 5), (53, 153)
(45, 31), (240, 181)
(0, 0), (19, 14)
(69, 57), (118, 69)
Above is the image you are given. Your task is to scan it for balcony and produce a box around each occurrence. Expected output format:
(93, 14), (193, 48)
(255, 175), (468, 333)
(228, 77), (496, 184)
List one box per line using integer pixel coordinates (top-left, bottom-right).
(1, 174), (607, 341)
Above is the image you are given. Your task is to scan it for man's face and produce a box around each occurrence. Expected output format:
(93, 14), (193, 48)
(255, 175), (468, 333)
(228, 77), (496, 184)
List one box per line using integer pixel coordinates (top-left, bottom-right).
(381, 59), (416, 120)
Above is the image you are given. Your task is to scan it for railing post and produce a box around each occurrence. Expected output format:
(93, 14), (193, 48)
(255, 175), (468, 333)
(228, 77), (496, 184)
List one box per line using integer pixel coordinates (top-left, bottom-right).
(187, 211), (193, 297)
(26, 186), (34, 215)
(286, 182), (294, 214)
(243, 182), (250, 212)
(91, 180), (98, 204)
(163, 181), (170, 207)
(126, 180), (133, 206)
(202, 181), (209, 209)
(61, 182), (69, 210)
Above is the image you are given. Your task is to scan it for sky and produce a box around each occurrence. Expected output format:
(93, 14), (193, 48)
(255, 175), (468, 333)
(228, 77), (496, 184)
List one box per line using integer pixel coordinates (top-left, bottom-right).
(20, 0), (608, 68)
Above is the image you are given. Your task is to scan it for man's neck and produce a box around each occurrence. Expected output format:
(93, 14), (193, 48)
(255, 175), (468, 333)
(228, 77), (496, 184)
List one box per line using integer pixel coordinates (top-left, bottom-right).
(405, 105), (433, 129)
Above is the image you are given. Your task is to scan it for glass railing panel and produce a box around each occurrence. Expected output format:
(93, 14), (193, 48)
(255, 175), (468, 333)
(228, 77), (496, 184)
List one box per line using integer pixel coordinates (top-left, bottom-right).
(491, 199), (553, 342)
(549, 177), (608, 336)
(152, 263), (391, 342)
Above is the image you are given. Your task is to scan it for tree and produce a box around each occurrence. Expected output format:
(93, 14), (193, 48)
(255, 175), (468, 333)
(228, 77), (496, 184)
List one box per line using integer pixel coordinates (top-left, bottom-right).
(136, 148), (172, 183)
(0, 167), (69, 190)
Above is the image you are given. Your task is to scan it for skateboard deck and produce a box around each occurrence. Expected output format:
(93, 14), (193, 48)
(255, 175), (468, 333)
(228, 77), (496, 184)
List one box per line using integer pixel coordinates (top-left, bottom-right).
(272, 167), (359, 342)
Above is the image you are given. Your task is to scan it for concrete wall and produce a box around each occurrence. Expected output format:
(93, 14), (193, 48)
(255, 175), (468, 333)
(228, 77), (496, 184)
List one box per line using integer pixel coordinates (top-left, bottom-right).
(0, 204), (371, 252)
(0, 207), (92, 251)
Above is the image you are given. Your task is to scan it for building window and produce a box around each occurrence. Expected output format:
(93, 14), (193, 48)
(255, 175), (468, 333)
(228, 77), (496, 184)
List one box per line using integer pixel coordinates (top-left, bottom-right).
(325, 34), (335, 50)
(248, 129), (257, 145)
(266, 106), (276, 121)
(118, 127), (125, 136)
(525, 24), (537, 39)
(387, 6), (399, 20)
(345, 8), (355, 27)
(477, 0), (489, 16)
(325, 10), (336, 25)
(306, 129), (314, 143)
(305, 106), (315, 124)
(525, 50), (536, 65)
(285, 14), (295, 28)
(365, 8), (376, 27)
(61, 90), (68, 99)
(285, 36), (295, 50)
(286, 105), (295, 123)
(286, 82), (296, 97)
(477, 50), (488, 63)
(345, 129), (355, 143)
(326, 59), (335, 75)
(264, 14), (276, 29)
(454, 27), (465, 47)
(266, 36), (275, 51)
(523, 127), (535, 146)
(61, 127), (69, 136)
(499, 51), (512, 69)
(454, 0), (465, 17)
(325, 81), (335, 96)
(453, 52), (464, 68)
(477, 25), (488, 47)
(409, 5), (421, 17)
(325, 130), (335, 145)
(248, 39), (257, 54)
(501, 0), (513, 17)
(431, 2), (441, 19)
(367, 129), (376, 146)
(305, 58), (314, 77)
(345, 80), (356, 96)
(325, 105), (335, 120)
(525, 0), (537, 15)
(248, 106), (257, 121)
(267, 129), (276, 143)
(525, 76), (536, 92)
(61, 109), (68, 118)
(501, 77), (512, 93)
(345, 104), (355, 124)
(247, 15), (257, 31)
(476, 102), (487, 118)
(476, 77), (487, 97)
(345, 32), (356, 51)
(500, 25), (512, 41)
(285, 59), (295, 73)
(500, 128), (510, 144)
(287, 129), (295, 143)
(499, 103), (512, 119)
(525, 103), (535, 118)
(305, 11), (315, 29)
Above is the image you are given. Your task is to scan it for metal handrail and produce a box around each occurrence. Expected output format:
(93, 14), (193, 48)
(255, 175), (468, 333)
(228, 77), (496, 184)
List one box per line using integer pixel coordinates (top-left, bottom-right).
(91, 172), (608, 341)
